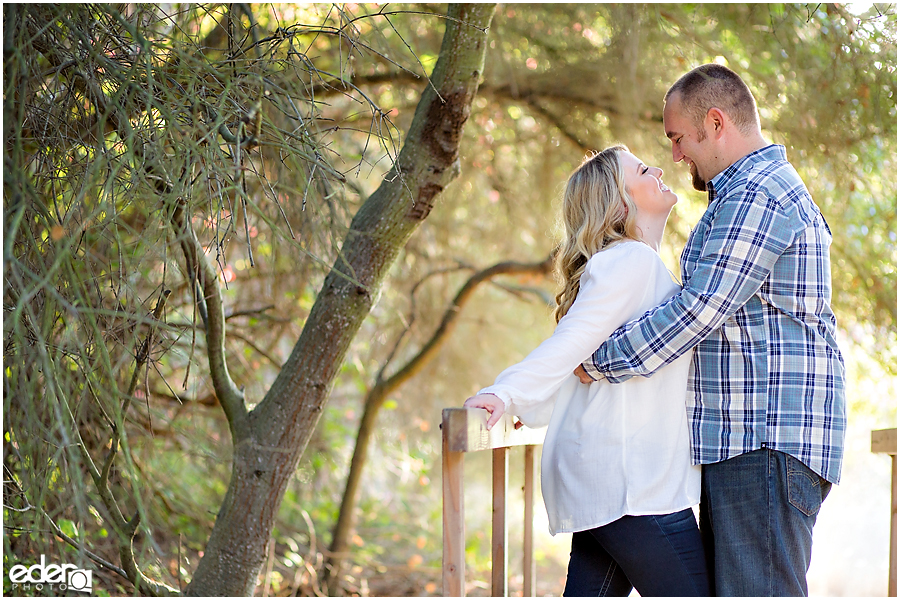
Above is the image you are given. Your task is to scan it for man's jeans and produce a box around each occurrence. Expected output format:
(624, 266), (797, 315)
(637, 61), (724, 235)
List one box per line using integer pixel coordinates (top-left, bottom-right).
(700, 448), (832, 596)
(563, 508), (710, 597)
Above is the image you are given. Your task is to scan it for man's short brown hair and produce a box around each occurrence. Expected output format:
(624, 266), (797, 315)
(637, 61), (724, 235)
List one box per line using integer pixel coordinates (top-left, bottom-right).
(666, 64), (760, 137)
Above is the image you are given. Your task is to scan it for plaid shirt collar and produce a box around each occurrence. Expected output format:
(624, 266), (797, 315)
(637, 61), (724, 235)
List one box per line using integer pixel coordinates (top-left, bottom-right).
(706, 144), (786, 205)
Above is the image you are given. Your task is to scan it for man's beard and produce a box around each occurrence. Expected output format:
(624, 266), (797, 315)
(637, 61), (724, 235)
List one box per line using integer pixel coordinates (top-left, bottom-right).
(690, 162), (706, 191)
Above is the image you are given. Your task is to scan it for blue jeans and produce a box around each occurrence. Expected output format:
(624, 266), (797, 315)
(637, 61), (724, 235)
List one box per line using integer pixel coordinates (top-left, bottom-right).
(562, 508), (710, 597)
(700, 448), (832, 596)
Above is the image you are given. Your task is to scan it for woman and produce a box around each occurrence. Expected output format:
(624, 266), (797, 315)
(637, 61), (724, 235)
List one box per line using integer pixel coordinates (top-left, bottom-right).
(464, 146), (709, 597)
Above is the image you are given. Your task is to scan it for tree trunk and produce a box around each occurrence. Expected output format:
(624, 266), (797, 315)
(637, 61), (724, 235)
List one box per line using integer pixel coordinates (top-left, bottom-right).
(185, 4), (497, 596)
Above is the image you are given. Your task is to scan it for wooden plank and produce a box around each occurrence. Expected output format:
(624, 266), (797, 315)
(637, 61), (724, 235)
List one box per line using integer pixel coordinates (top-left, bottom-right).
(872, 428), (897, 455)
(492, 447), (509, 597)
(442, 407), (546, 453)
(523, 445), (536, 597)
(442, 424), (465, 597)
(872, 428), (897, 596)
(890, 454), (897, 597)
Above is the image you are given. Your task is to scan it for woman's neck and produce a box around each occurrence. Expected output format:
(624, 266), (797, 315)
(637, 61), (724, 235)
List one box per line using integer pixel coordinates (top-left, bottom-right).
(635, 214), (669, 253)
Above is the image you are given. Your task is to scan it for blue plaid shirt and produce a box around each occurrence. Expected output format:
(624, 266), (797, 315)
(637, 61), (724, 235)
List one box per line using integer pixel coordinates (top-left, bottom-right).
(583, 145), (846, 484)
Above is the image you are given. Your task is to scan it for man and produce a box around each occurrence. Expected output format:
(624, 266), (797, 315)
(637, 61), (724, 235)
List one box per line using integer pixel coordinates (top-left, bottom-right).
(576, 64), (846, 596)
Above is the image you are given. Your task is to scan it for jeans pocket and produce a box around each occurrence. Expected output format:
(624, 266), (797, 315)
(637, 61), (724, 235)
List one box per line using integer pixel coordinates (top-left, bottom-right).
(787, 459), (825, 517)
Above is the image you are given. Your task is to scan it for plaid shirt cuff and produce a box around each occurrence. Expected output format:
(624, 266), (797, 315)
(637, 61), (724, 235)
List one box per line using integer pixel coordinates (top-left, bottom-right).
(583, 352), (626, 382)
(580, 356), (602, 381)
(583, 347), (634, 384)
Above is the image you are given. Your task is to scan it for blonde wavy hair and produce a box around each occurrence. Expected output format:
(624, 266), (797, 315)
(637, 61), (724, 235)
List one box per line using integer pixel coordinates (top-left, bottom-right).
(553, 145), (642, 323)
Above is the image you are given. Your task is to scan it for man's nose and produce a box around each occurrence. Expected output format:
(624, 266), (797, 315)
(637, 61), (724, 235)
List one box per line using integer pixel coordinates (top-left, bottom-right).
(671, 143), (684, 163)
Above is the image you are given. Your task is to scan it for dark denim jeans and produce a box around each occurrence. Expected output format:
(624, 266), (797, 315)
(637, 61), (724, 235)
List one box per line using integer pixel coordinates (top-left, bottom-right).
(562, 508), (710, 597)
(700, 448), (832, 596)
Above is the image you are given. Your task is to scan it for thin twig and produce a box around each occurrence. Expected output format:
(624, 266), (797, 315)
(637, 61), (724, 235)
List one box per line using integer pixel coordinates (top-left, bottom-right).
(43, 509), (131, 580)
(225, 304), (276, 319)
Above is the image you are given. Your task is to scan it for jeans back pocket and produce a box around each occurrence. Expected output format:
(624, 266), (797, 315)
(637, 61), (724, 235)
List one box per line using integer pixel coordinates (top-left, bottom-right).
(786, 457), (829, 517)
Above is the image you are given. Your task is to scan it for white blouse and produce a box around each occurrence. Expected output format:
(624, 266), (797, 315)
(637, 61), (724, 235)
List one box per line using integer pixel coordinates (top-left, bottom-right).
(478, 241), (699, 535)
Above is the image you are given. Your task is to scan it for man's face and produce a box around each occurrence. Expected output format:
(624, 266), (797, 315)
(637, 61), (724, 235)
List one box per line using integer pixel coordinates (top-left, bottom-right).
(663, 93), (714, 192)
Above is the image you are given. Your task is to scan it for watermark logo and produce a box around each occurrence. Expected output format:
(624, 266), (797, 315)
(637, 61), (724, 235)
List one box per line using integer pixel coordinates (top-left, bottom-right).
(8, 554), (93, 593)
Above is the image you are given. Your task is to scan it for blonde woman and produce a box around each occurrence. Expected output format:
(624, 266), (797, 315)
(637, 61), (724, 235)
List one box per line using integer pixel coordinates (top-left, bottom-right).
(464, 146), (709, 597)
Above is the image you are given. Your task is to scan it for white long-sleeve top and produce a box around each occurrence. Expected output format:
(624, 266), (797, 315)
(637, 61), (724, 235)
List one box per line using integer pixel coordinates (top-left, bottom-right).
(478, 241), (699, 535)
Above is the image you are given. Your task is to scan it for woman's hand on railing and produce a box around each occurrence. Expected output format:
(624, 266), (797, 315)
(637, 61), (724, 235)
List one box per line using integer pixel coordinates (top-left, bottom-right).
(463, 393), (506, 430)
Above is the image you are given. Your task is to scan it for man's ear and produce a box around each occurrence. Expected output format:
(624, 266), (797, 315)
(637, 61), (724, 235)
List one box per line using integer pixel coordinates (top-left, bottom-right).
(706, 107), (727, 139)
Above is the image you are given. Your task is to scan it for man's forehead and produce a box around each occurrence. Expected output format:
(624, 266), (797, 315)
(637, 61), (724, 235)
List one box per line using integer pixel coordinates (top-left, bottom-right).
(663, 95), (689, 137)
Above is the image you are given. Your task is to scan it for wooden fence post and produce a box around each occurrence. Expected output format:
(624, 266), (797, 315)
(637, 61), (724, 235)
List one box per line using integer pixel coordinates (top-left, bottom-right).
(442, 422), (465, 596)
(523, 445), (537, 597)
(492, 447), (509, 597)
(872, 428), (897, 597)
(441, 408), (546, 597)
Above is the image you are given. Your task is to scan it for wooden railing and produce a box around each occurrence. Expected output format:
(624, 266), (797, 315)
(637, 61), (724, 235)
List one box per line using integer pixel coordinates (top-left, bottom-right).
(441, 416), (896, 597)
(441, 407), (546, 597)
(872, 427), (897, 597)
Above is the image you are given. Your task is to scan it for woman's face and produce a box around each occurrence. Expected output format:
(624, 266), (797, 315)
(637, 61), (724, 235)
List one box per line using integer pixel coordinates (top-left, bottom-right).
(618, 151), (678, 216)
